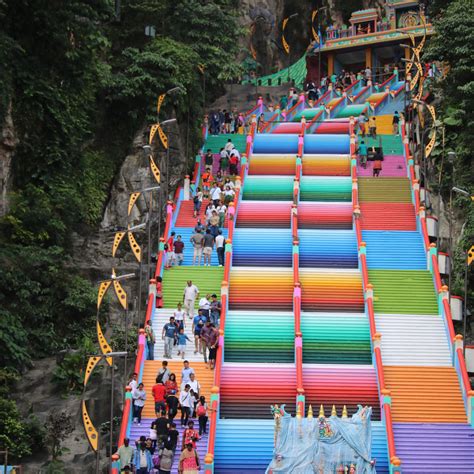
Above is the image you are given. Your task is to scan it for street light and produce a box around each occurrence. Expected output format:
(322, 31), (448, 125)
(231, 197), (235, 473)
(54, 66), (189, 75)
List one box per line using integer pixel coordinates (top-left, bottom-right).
(89, 351), (128, 473)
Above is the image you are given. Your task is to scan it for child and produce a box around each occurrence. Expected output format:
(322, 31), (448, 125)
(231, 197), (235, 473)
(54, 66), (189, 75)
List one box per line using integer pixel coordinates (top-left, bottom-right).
(358, 140), (368, 168)
(149, 419), (158, 449)
(201, 171), (213, 199)
(174, 302), (186, 331)
(182, 421), (200, 450)
(177, 328), (192, 359)
(196, 396), (208, 436)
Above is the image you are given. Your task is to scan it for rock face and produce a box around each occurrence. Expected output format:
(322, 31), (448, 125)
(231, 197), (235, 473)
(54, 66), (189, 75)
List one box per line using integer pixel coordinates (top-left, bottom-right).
(240, 0), (386, 76)
(0, 102), (18, 216)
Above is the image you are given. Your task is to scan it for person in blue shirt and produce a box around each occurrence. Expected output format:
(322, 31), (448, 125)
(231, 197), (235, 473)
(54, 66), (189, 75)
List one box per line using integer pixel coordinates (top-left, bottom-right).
(192, 309), (207, 354)
(162, 317), (178, 359)
(358, 140), (368, 168)
(177, 328), (192, 359)
(134, 440), (153, 473)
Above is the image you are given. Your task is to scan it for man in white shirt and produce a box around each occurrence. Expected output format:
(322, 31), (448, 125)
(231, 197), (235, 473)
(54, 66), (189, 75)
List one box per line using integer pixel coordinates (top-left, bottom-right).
(198, 294), (211, 320)
(181, 360), (195, 384)
(215, 230), (225, 266)
(183, 280), (199, 319)
(224, 138), (234, 152)
(211, 185), (222, 207)
(181, 372), (200, 396)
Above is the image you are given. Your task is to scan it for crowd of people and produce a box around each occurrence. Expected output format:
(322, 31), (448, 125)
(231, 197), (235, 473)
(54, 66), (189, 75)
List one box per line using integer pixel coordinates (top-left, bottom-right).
(118, 361), (209, 473)
(208, 109), (246, 135)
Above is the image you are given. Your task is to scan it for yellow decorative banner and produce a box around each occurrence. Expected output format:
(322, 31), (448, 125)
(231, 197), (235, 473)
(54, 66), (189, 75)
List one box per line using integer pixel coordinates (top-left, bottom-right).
(468, 246), (474, 266)
(112, 231), (125, 258)
(157, 123), (168, 149)
(97, 281), (111, 309)
(149, 123), (159, 145)
(128, 192), (141, 216)
(149, 155), (161, 184)
(198, 64), (205, 74)
(282, 17), (290, 54)
(84, 356), (100, 386)
(113, 279), (128, 310)
(127, 231), (142, 263)
(311, 10), (319, 43)
(157, 94), (165, 115)
(425, 130), (436, 158)
(82, 400), (99, 452)
(96, 320), (112, 366)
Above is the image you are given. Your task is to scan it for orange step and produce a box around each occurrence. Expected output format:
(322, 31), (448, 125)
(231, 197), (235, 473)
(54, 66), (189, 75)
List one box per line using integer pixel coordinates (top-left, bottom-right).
(375, 115), (395, 135)
(383, 366), (467, 423)
(141, 360), (215, 418)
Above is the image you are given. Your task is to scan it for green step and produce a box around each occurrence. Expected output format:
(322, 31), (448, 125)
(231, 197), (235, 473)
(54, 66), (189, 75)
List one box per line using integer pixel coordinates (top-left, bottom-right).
(203, 134), (247, 154)
(300, 177), (352, 202)
(225, 312), (294, 363)
(364, 134), (403, 155)
(368, 270), (439, 314)
(161, 267), (224, 309)
(243, 176), (293, 201)
(358, 177), (412, 203)
(302, 314), (372, 364)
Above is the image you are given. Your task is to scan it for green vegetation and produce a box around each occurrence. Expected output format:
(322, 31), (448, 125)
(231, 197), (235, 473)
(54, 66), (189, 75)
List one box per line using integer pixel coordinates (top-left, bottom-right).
(0, 0), (241, 462)
(425, 0), (473, 305)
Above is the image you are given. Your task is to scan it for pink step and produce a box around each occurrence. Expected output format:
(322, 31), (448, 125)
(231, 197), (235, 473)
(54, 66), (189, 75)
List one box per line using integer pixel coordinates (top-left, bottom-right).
(357, 155), (406, 177)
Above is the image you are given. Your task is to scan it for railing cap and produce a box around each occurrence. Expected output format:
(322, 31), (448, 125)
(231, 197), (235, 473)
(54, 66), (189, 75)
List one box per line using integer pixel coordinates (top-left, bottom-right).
(211, 386), (220, 394)
(429, 243), (437, 248)
(455, 334), (464, 341)
(381, 388), (391, 396)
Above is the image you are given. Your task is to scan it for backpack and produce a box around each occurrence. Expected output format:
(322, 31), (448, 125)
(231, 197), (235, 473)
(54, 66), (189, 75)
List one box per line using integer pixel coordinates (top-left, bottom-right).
(196, 403), (207, 417)
(193, 195), (199, 203)
(157, 369), (167, 384)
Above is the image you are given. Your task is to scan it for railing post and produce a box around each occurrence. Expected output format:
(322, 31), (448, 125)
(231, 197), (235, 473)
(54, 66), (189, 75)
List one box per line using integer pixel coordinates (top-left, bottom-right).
(111, 454), (120, 474)
(428, 242), (437, 271)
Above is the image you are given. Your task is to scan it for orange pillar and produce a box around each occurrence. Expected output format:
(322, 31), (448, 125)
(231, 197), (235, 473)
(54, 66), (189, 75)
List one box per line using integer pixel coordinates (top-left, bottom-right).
(327, 53), (334, 76)
(404, 46), (411, 60)
(365, 47), (372, 68)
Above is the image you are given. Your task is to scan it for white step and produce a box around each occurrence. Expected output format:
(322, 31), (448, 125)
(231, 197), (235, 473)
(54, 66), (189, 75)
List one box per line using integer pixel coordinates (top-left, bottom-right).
(375, 313), (452, 366)
(151, 308), (205, 362)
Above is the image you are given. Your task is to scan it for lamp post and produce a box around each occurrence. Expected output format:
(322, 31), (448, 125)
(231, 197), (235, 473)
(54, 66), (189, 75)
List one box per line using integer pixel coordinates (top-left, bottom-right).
(90, 351), (128, 473)
(316, 7), (328, 87)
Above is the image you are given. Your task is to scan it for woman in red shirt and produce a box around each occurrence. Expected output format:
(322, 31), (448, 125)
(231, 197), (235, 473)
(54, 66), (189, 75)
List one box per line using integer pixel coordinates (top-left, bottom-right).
(165, 373), (178, 395)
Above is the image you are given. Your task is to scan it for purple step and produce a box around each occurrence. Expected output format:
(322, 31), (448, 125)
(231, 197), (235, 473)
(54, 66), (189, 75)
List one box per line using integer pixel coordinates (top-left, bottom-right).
(129, 417), (209, 473)
(357, 154), (406, 177)
(393, 423), (474, 473)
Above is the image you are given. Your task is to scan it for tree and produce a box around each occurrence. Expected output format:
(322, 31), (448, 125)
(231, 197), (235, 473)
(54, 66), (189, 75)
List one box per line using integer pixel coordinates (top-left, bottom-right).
(45, 412), (74, 461)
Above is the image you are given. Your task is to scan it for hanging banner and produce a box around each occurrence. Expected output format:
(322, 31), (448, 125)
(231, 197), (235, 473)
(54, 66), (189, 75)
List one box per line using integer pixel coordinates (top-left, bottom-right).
(84, 356), (100, 387)
(425, 130), (436, 158)
(282, 17), (290, 54)
(311, 10), (319, 43)
(113, 279), (128, 310)
(468, 246), (474, 265)
(127, 230), (142, 263)
(112, 231), (126, 258)
(149, 123), (159, 145)
(149, 155), (161, 184)
(82, 400), (99, 452)
(157, 123), (168, 149)
(157, 94), (165, 115)
(128, 192), (141, 216)
(96, 320), (112, 366)
(97, 280), (111, 309)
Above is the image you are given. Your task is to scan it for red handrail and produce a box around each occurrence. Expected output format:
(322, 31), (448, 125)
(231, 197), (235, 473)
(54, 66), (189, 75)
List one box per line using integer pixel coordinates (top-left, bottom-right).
(360, 253), (369, 289)
(443, 299), (456, 343)
(366, 295), (377, 339)
(374, 347), (385, 388)
(457, 347), (472, 393)
(431, 254), (442, 291)
(383, 404), (397, 460)
(117, 387), (132, 446)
